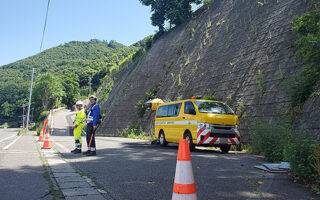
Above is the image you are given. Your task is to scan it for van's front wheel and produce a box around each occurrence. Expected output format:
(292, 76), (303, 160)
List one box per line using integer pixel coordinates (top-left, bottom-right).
(184, 132), (195, 152)
(159, 131), (167, 147)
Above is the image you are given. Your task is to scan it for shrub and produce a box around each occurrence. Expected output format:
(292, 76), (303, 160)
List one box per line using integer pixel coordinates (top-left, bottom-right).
(38, 111), (50, 122)
(284, 134), (320, 181)
(251, 122), (291, 162)
(136, 85), (158, 118)
(283, 68), (319, 107)
(251, 121), (320, 189)
(202, 93), (217, 100)
(283, 10), (320, 113)
(145, 35), (155, 50)
(137, 100), (146, 118)
(34, 123), (43, 136)
(203, 0), (212, 5)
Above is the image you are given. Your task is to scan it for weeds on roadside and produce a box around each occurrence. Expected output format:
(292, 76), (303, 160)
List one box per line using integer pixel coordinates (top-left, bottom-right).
(251, 121), (320, 192)
(119, 123), (153, 140)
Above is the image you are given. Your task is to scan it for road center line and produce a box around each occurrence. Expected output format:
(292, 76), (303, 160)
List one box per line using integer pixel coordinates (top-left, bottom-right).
(0, 135), (16, 143)
(3, 135), (22, 150)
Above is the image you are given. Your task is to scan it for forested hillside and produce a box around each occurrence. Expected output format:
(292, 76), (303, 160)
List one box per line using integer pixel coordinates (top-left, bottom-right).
(0, 39), (139, 124)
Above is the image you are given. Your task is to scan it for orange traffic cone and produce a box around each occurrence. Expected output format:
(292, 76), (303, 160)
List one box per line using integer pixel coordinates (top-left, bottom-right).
(42, 129), (51, 149)
(38, 120), (48, 141)
(38, 129), (44, 141)
(172, 139), (197, 200)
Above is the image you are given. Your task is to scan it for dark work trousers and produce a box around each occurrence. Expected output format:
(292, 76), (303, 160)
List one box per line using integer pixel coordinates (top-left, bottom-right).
(86, 123), (96, 151)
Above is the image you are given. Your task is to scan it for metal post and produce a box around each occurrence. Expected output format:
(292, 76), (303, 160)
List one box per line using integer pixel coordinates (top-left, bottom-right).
(26, 68), (35, 133)
(89, 77), (92, 95)
(50, 109), (54, 134)
(22, 104), (25, 129)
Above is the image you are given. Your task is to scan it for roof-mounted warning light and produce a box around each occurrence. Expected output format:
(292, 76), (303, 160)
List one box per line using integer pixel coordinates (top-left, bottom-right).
(192, 95), (202, 99)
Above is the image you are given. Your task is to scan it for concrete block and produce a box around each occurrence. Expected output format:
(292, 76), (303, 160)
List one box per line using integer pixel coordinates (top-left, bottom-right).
(62, 187), (100, 197)
(65, 194), (105, 200)
(59, 182), (91, 189)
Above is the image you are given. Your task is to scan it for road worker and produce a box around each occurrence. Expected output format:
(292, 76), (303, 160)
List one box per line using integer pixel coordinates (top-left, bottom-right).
(71, 101), (86, 154)
(83, 95), (100, 156)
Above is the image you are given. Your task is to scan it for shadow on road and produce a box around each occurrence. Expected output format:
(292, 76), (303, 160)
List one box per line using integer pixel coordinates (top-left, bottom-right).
(0, 165), (51, 200)
(51, 137), (318, 200)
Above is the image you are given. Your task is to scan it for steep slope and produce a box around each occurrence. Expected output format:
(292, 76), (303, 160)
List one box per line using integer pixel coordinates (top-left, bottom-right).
(98, 0), (320, 143)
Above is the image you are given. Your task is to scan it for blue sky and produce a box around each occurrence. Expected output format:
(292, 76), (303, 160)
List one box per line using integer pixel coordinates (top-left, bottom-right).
(0, 0), (157, 66)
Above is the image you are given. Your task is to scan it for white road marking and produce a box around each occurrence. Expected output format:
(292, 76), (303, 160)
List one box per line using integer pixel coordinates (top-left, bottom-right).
(3, 135), (22, 150)
(0, 135), (16, 143)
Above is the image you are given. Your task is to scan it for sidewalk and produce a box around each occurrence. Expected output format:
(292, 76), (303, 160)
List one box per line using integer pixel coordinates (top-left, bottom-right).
(0, 133), (51, 200)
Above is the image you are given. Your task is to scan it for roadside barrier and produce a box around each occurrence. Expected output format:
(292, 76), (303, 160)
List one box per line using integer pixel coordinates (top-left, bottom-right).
(172, 139), (197, 200)
(42, 129), (51, 149)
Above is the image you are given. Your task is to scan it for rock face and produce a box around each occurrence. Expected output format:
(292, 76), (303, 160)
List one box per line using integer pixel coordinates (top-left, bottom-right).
(98, 0), (319, 143)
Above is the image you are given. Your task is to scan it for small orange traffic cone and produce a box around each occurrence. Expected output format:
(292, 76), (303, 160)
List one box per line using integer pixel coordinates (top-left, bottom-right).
(38, 120), (48, 141)
(42, 129), (51, 149)
(38, 129), (44, 141)
(172, 139), (197, 200)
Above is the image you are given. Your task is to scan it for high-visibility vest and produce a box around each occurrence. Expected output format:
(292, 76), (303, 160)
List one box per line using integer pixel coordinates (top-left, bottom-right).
(74, 109), (86, 126)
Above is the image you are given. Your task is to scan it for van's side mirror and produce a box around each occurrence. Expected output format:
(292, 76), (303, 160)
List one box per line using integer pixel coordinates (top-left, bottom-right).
(190, 109), (196, 115)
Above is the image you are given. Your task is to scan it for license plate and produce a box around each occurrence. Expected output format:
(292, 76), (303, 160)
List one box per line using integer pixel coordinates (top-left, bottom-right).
(220, 138), (228, 144)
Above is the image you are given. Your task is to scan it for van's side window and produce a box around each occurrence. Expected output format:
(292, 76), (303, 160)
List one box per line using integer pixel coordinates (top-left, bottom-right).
(168, 103), (182, 117)
(157, 106), (168, 117)
(184, 102), (196, 115)
(157, 103), (182, 118)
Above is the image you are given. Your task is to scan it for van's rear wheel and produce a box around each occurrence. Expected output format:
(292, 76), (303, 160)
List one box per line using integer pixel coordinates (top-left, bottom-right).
(220, 145), (231, 153)
(184, 132), (195, 152)
(159, 131), (167, 147)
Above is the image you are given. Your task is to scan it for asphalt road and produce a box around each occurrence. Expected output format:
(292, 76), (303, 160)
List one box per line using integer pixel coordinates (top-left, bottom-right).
(0, 129), (51, 200)
(51, 110), (318, 200)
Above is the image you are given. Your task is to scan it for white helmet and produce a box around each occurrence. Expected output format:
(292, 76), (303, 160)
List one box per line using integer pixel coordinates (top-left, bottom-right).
(75, 101), (83, 106)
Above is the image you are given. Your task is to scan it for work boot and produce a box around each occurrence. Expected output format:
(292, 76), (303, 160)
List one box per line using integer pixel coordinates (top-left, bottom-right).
(83, 150), (91, 155)
(71, 148), (78, 153)
(86, 151), (96, 156)
(73, 149), (81, 154)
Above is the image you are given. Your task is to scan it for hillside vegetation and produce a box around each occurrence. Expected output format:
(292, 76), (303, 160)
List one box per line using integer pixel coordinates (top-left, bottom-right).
(0, 39), (139, 123)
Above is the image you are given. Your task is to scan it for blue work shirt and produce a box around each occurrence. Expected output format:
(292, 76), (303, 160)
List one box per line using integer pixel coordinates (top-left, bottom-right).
(86, 103), (100, 126)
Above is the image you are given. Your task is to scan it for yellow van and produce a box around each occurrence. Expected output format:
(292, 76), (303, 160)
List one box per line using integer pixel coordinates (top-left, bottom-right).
(154, 98), (240, 153)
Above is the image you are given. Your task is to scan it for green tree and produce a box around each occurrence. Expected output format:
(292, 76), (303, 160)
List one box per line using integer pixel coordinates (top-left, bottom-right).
(1, 101), (13, 118)
(61, 73), (80, 109)
(140, 0), (202, 32)
(33, 73), (65, 111)
(0, 80), (28, 121)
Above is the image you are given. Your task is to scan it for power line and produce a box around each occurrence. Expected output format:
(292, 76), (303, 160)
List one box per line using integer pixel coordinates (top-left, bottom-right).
(26, 0), (51, 132)
(40, 0), (51, 52)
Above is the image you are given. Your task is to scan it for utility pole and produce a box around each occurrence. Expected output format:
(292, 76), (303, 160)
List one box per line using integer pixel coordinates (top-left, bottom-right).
(26, 68), (35, 133)
(89, 77), (92, 95)
(22, 104), (25, 129)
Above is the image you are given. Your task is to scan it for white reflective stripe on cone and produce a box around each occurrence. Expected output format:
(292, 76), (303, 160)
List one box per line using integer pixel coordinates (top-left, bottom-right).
(174, 161), (195, 184)
(172, 193), (197, 200)
(90, 147), (96, 151)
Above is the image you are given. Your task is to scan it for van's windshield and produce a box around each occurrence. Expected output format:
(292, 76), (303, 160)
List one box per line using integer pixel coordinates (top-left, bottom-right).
(195, 101), (234, 115)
